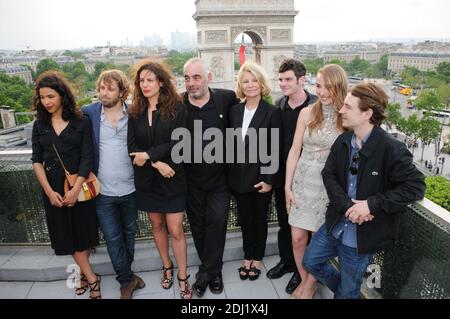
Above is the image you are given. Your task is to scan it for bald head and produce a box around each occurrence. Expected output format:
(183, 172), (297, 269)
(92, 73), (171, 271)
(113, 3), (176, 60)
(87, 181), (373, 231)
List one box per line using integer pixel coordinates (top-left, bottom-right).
(183, 58), (212, 100)
(183, 58), (210, 76)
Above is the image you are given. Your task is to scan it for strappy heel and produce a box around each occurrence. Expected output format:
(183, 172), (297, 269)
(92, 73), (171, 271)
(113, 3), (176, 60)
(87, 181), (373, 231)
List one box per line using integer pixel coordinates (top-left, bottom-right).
(75, 273), (88, 295)
(238, 266), (250, 280)
(248, 266), (261, 281)
(177, 274), (192, 300)
(161, 262), (174, 289)
(88, 274), (101, 299)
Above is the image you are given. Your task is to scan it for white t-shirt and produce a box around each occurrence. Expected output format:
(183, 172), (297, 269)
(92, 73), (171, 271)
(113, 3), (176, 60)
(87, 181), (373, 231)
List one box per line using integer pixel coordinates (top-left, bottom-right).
(241, 106), (257, 141)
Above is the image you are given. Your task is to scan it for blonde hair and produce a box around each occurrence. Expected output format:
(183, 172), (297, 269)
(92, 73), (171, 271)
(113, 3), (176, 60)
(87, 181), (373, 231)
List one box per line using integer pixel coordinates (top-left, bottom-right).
(308, 64), (348, 135)
(236, 61), (271, 100)
(96, 69), (130, 102)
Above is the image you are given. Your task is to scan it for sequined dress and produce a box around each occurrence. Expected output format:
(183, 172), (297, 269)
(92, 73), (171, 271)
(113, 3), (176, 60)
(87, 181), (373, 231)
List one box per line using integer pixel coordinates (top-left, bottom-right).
(288, 105), (341, 232)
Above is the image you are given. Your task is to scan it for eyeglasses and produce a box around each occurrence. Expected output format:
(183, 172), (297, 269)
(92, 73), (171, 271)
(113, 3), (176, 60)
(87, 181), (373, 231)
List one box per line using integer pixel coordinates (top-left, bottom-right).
(349, 152), (359, 175)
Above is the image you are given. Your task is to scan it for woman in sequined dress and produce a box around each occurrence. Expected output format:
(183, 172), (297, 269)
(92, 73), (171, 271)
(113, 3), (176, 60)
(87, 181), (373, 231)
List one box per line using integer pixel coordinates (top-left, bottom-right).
(284, 64), (348, 298)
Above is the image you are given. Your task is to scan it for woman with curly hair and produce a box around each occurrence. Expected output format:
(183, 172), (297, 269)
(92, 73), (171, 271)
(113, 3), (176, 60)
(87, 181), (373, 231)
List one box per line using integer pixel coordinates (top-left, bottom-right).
(127, 60), (190, 299)
(31, 71), (101, 299)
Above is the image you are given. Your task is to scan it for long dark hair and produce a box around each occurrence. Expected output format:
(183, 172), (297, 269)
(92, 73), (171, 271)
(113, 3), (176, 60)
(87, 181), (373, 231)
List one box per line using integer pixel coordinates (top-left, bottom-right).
(130, 60), (182, 120)
(32, 71), (81, 123)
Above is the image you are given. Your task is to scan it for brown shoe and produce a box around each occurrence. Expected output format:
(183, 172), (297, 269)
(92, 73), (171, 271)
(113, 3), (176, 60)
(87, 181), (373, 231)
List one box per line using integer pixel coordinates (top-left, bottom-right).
(133, 274), (146, 289)
(120, 275), (146, 299)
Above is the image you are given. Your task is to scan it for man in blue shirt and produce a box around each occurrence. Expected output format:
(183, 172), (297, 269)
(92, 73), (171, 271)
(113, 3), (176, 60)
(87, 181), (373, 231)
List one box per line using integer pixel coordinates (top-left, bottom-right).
(303, 83), (425, 298)
(83, 70), (145, 299)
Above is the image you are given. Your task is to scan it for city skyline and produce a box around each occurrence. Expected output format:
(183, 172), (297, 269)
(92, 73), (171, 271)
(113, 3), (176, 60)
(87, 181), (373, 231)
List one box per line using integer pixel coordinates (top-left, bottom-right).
(1, 0), (450, 50)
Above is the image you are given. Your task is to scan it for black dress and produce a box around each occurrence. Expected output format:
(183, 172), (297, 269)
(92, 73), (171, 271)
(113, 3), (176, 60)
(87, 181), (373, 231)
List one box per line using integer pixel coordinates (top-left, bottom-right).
(31, 116), (99, 256)
(128, 103), (187, 213)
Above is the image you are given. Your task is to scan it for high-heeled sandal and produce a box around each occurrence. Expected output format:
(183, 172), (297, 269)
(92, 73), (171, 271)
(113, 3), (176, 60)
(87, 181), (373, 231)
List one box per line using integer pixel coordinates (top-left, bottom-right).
(161, 262), (174, 289)
(75, 273), (88, 295)
(88, 274), (101, 299)
(238, 266), (250, 280)
(177, 274), (192, 300)
(248, 266), (261, 281)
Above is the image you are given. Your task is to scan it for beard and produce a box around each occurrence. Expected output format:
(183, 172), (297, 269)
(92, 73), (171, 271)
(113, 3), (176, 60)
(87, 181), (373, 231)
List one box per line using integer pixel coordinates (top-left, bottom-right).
(100, 96), (121, 108)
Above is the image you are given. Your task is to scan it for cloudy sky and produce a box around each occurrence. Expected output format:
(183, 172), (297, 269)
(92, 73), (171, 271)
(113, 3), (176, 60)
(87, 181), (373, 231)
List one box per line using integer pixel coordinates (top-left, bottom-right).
(1, 0), (449, 50)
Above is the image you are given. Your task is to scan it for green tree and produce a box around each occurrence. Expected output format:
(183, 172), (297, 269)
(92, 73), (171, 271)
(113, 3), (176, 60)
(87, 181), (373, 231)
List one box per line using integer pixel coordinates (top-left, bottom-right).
(401, 66), (423, 90)
(385, 103), (402, 129)
(437, 84), (450, 109)
(436, 61), (450, 81)
(328, 59), (349, 72)
(62, 61), (88, 80)
(376, 54), (389, 77)
(63, 50), (84, 60)
(35, 58), (60, 78)
(348, 57), (370, 76)
(416, 90), (442, 111)
(425, 176), (450, 211)
(0, 73), (33, 124)
(165, 50), (196, 75)
(93, 62), (117, 79)
(418, 115), (441, 161)
(234, 60), (241, 71)
(77, 96), (93, 108)
(397, 113), (420, 155)
(303, 58), (325, 75)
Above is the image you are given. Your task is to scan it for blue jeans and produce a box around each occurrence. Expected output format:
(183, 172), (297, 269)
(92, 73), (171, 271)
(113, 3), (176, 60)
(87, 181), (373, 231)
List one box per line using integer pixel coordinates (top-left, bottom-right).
(303, 224), (373, 299)
(96, 192), (138, 286)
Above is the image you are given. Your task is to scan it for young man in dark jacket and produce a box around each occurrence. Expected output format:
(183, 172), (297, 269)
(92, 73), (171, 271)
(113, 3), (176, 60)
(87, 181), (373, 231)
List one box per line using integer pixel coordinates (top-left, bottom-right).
(302, 83), (425, 299)
(267, 59), (318, 294)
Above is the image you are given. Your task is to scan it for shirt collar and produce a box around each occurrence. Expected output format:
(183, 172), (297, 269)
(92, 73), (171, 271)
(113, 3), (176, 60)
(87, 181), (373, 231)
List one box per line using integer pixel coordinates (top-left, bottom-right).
(350, 129), (373, 150)
(100, 104), (127, 121)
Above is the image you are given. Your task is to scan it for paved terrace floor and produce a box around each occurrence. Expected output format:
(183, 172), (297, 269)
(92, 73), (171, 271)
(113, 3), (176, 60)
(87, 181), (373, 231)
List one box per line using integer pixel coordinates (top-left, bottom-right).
(0, 228), (333, 299)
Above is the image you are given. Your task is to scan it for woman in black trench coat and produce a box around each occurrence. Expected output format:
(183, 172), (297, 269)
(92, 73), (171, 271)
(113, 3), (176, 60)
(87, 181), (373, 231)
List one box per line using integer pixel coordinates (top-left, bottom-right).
(31, 71), (100, 299)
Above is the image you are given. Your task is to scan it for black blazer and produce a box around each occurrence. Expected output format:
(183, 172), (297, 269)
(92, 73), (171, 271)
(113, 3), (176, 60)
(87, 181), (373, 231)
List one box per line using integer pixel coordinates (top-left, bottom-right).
(127, 103), (187, 197)
(322, 127), (426, 254)
(227, 99), (282, 193)
(31, 116), (94, 179)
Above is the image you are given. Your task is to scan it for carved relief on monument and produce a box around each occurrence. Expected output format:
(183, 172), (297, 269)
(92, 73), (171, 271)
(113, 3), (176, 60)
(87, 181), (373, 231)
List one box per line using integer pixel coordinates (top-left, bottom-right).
(205, 30), (228, 43)
(210, 56), (225, 79)
(231, 26), (267, 44)
(273, 55), (288, 76)
(197, 31), (202, 44)
(270, 29), (291, 42)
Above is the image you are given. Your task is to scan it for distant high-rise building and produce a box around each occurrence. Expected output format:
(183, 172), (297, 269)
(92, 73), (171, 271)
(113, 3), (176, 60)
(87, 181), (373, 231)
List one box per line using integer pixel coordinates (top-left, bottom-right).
(142, 34), (164, 47)
(170, 30), (196, 51)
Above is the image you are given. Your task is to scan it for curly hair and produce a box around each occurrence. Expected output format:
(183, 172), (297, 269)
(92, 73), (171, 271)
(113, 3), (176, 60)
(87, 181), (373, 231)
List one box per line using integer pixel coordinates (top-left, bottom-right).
(32, 71), (81, 123)
(129, 60), (182, 120)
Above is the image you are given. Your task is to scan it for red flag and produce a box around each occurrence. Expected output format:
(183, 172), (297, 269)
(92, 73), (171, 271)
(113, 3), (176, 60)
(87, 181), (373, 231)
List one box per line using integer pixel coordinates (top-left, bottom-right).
(239, 34), (245, 66)
(239, 44), (245, 66)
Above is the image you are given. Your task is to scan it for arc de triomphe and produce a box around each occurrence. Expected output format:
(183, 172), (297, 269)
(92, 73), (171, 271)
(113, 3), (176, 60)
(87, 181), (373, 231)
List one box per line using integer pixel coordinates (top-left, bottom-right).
(193, 0), (298, 92)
